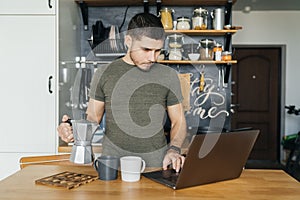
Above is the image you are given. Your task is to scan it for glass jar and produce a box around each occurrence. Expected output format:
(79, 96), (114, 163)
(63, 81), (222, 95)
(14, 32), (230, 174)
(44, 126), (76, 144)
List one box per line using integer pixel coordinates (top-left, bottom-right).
(192, 8), (208, 30)
(160, 8), (174, 30)
(213, 43), (223, 61)
(168, 34), (184, 48)
(157, 49), (168, 61)
(169, 48), (183, 60)
(182, 43), (199, 60)
(176, 17), (191, 30)
(222, 51), (232, 61)
(199, 39), (214, 60)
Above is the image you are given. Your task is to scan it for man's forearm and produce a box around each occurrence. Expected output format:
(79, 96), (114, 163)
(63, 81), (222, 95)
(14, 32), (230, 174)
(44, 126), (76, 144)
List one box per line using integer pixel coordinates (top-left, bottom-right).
(169, 116), (187, 149)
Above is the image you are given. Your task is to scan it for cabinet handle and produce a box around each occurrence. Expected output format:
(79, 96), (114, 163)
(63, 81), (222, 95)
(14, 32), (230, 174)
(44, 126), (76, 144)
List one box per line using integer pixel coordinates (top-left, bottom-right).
(48, 0), (53, 9)
(48, 76), (53, 94)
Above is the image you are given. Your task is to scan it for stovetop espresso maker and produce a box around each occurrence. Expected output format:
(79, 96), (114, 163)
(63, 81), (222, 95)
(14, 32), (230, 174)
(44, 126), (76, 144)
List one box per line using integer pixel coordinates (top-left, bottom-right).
(69, 119), (99, 164)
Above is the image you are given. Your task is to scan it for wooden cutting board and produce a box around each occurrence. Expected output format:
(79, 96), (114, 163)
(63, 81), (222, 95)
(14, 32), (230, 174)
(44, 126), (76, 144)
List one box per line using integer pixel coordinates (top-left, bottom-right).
(178, 73), (191, 111)
(35, 171), (98, 189)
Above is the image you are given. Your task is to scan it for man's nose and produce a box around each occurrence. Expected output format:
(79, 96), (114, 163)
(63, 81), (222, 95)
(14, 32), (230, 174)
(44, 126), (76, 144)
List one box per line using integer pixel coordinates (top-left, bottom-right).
(148, 50), (157, 62)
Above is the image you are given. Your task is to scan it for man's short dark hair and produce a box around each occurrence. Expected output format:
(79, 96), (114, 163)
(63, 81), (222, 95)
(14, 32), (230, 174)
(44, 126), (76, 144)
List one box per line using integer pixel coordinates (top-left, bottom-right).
(127, 13), (165, 41)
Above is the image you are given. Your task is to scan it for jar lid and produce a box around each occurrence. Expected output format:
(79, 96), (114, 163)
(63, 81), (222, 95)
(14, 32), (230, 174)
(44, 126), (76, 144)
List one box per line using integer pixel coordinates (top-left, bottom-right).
(177, 17), (190, 21)
(160, 7), (174, 12)
(222, 51), (232, 55)
(214, 43), (222, 47)
(168, 34), (183, 38)
(193, 8), (208, 14)
(169, 47), (183, 50)
(200, 39), (215, 45)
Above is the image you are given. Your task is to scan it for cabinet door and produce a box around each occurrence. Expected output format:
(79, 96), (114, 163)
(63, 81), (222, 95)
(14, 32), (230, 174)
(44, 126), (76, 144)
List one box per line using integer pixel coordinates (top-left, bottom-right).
(0, 15), (56, 153)
(0, 0), (56, 14)
(0, 152), (46, 180)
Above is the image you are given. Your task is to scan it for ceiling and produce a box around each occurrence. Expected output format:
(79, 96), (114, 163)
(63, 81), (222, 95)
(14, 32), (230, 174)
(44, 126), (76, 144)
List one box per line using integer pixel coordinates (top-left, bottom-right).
(233, 0), (300, 12)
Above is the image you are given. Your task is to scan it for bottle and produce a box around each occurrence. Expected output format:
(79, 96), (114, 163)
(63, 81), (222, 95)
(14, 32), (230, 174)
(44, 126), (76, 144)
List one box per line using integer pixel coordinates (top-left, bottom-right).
(176, 17), (191, 30)
(160, 8), (174, 30)
(222, 51), (232, 61)
(213, 43), (222, 61)
(169, 48), (183, 60)
(168, 34), (184, 48)
(199, 39), (214, 60)
(192, 8), (208, 30)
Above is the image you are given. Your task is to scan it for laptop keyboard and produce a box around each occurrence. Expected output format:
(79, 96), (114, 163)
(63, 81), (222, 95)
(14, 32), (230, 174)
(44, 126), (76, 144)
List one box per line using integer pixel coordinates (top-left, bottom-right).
(143, 169), (180, 187)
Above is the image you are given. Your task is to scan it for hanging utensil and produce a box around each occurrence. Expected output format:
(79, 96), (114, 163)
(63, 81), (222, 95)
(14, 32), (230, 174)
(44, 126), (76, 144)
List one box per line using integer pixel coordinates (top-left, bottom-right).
(222, 66), (227, 89)
(109, 25), (116, 52)
(217, 66), (222, 91)
(199, 65), (205, 92)
(71, 68), (83, 120)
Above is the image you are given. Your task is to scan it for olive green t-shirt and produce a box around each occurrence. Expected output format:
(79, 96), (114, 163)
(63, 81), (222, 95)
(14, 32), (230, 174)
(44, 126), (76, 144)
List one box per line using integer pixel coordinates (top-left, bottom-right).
(89, 58), (183, 166)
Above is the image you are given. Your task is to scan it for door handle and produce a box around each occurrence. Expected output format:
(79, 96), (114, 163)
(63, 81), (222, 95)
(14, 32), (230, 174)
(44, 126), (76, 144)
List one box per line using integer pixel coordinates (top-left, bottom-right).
(48, 76), (53, 94)
(230, 104), (239, 114)
(230, 104), (240, 108)
(48, 0), (53, 9)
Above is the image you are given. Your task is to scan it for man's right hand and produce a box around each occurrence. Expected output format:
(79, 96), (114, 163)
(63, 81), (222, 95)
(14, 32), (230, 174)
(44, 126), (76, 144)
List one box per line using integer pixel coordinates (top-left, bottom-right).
(57, 115), (74, 143)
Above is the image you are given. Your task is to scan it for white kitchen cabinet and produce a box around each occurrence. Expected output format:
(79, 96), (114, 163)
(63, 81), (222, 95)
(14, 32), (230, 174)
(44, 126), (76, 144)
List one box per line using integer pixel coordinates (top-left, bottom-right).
(0, 0), (56, 14)
(0, 152), (50, 180)
(0, 0), (57, 180)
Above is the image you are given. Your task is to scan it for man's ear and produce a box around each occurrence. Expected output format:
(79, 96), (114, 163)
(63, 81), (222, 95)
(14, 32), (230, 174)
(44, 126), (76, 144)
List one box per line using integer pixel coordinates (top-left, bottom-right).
(124, 35), (132, 49)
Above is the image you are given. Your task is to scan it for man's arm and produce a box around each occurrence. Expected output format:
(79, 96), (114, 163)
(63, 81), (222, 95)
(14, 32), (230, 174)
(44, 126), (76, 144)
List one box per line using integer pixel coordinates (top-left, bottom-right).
(57, 98), (105, 143)
(168, 103), (187, 148)
(163, 103), (187, 172)
(86, 98), (105, 124)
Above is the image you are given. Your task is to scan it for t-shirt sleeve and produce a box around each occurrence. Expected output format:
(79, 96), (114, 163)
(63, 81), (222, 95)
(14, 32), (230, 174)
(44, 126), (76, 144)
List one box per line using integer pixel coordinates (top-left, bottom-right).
(89, 64), (109, 102)
(166, 70), (183, 106)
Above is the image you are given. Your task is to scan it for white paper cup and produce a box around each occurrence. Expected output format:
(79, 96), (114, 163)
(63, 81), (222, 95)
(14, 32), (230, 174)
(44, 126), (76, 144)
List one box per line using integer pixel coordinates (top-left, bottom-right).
(120, 156), (146, 182)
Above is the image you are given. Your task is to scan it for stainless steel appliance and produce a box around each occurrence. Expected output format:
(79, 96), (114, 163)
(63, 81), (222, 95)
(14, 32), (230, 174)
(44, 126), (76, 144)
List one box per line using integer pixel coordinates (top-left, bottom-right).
(70, 119), (99, 164)
(211, 8), (225, 30)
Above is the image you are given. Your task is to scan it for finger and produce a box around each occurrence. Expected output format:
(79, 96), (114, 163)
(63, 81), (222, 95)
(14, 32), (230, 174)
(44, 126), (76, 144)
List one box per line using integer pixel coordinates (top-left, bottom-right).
(57, 124), (73, 143)
(180, 156), (185, 168)
(175, 157), (181, 172)
(162, 157), (171, 170)
(64, 126), (73, 139)
(62, 115), (70, 122)
(172, 157), (178, 171)
(58, 124), (69, 136)
(62, 134), (73, 143)
(67, 133), (74, 142)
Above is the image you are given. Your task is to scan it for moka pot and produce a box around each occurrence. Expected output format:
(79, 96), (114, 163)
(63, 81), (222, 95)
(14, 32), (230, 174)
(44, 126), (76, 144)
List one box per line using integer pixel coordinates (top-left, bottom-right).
(69, 119), (99, 164)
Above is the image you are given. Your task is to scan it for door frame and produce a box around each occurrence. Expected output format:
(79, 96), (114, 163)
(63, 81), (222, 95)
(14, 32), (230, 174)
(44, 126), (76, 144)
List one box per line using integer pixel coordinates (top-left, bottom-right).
(232, 44), (286, 163)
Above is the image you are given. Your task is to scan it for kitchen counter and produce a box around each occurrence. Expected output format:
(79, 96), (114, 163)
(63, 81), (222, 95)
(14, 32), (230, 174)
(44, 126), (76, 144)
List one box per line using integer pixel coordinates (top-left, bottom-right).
(58, 145), (102, 154)
(0, 165), (299, 200)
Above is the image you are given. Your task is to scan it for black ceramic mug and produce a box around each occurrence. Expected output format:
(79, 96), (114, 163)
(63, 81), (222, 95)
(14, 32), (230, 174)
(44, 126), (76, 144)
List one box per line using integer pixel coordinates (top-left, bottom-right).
(94, 155), (119, 181)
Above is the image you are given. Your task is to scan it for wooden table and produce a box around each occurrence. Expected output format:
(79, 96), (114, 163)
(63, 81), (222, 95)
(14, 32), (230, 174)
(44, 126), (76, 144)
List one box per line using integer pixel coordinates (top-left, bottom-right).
(0, 165), (299, 200)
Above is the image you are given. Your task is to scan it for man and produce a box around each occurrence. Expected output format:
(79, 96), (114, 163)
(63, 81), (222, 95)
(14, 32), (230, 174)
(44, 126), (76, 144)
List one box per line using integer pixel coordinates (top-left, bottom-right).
(57, 13), (187, 172)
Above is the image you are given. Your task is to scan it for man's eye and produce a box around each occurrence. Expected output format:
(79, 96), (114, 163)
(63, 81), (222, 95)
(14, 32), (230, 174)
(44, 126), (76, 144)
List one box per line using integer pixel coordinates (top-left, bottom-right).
(143, 48), (161, 53)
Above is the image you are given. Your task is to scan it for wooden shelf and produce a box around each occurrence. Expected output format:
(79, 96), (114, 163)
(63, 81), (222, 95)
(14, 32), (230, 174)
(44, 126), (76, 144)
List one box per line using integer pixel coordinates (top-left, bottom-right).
(165, 29), (239, 36)
(158, 60), (237, 64)
(75, 0), (236, 7)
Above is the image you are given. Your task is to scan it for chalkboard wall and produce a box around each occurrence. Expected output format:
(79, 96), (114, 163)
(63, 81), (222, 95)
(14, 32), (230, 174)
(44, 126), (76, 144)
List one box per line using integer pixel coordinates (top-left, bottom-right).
(60, 5), (232, 138)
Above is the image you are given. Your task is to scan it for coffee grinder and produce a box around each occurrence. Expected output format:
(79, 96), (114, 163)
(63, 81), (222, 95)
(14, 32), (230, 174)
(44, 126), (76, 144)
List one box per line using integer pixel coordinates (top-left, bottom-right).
(69, 119), (99, 164)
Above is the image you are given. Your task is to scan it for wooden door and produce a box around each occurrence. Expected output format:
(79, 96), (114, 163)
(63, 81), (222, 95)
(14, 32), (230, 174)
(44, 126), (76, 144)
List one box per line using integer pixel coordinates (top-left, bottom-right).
(231, 47), (281, 161)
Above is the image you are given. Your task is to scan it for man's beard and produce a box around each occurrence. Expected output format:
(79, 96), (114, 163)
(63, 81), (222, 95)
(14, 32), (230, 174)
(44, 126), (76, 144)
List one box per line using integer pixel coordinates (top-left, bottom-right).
(129, 51), (153, 72)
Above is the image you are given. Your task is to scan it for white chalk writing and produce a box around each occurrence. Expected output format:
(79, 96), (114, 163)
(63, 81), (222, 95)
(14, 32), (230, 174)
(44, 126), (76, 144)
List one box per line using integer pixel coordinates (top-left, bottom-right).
(189, 77), (229, 119)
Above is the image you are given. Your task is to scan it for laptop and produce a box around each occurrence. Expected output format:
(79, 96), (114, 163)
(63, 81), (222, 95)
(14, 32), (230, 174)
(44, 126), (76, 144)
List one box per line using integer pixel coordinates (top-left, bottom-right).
(142, 129), (260, 189)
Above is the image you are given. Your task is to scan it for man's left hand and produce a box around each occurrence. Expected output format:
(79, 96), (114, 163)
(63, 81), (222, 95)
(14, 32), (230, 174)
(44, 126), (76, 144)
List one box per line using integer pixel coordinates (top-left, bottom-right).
(162, 149), (185, 172)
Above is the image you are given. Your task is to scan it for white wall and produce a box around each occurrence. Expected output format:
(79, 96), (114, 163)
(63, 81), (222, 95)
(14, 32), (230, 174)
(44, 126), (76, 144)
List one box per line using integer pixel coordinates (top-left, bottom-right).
(232, 11), (300, 136)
